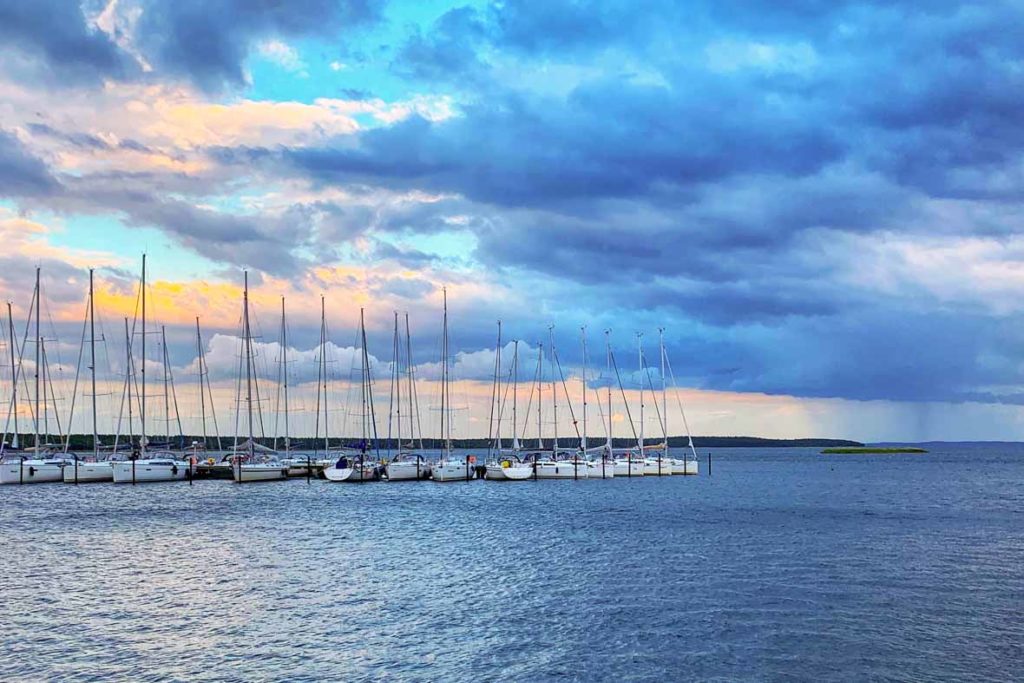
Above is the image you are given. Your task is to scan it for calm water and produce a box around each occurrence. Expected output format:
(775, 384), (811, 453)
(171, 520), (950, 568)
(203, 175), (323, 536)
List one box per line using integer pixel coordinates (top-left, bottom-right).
(2, 445), (1022, 682)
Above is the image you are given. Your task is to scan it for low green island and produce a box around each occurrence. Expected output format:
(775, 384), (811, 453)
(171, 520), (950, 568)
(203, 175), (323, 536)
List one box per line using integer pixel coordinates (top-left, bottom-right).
(821, 447), (928, 454)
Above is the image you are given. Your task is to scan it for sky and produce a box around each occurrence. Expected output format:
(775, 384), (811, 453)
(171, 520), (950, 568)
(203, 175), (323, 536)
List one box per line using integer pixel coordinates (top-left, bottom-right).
(2, 0), (1024, 443)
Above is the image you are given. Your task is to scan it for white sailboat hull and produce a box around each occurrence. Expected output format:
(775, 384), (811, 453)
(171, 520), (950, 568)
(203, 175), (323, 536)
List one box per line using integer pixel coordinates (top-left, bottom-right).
(62, 462), (114, 483)
(111, 460), (189, 483)
(386, 460), (427, 481)
(485, 463), (533, 480)
(431, 461), (474, 481)
(643, 458), (673, 476)
(323, 463), (380, 482)
(684, 460), (699, 475)
(232, 464), (288, 482)
(0, 460), (65, 484)
(613, 460), (645, 477)
(535, 462), (587, 479)
(587, 461), (615, 479)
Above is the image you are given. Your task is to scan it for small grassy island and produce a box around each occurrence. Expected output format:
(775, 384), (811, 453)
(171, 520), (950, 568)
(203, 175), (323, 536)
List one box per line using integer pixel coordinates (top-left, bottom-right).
(821, 447), (928, 454)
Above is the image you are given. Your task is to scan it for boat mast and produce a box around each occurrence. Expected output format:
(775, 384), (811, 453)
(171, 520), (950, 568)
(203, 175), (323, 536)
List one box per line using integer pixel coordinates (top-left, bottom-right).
(440, 289), (449, 457)
(549, 326), (557, 459)
(495, 321), (502, 452)
(196, 318), (207, 450)
(163, 326), (170, 446)
(390, 311), (400, 457)
(8, 302), (18, 449)
(282, 298), (289, 455)
(536, 342), (543, 450)
(322, 296), (329, 453)
(125, 318), (133, 451)
(581, 326), (587, 457)
(89, 269), (98, 457)
(637, 333), (644, 460)
(660, 328), (667, 453)
(34, 267), (40, 451)
(405, 313), (421, 451)
(605, 330), (612, 457)
(140, 254), (147, 457)
(243, 271), (254, 464)
(512, 340), (519, 451)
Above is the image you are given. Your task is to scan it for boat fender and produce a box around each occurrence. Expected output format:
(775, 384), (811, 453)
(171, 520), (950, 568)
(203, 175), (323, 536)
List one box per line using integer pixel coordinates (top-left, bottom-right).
(171, 464), (179, 475)
(502, 460), (511, 468)
(207, 457), (215, 465)
(28, 466), (36, 476)
(467, 455), (476, 464)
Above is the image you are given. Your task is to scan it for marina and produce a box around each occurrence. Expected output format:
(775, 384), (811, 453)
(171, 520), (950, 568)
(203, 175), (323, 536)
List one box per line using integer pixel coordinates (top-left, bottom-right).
(1, 260), (701, 487)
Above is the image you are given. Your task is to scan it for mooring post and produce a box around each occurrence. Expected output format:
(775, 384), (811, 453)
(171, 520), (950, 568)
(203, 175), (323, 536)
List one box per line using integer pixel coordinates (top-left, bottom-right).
(708, 451), (712, 476)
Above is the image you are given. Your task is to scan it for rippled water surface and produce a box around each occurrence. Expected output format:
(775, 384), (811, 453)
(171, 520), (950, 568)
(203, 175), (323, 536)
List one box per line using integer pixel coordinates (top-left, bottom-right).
(3, 445), (1023, 681)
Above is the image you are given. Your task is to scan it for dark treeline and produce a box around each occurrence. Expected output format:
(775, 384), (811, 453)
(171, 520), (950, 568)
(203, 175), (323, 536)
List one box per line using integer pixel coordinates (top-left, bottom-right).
(9, 434), (863, 451)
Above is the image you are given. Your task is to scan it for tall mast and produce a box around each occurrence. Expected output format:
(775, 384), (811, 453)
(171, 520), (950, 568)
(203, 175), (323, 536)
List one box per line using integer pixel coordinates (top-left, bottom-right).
(34, 267), (40, 450)
(89, 269), (98, 457)
(549, 326), (557, 458)
(282, 297), (289, 454)
(162, 326), (169, 445)
(196, 318), (207, 449)
(637, 333), (644, 457)
(440, 289), (449, 456)
(360, 308), (369, 452)
(581, 326), (587, 456)
(660, 328), (667, 449)
(495, 321), (502, 451)
(8, 302), (18, 449)
(319, 296), (328, 453)
(405, 313), (420, 451)
(512, 341), (519, 450)
(140, 254), (147, 457)
(536, 342), (543, 450)
(40, 337), (47, 444)
(243, 271), (254, 458)
(125, 318), (133, 450)
(605, 330), (612, 456)
(393, 311), (401, 456)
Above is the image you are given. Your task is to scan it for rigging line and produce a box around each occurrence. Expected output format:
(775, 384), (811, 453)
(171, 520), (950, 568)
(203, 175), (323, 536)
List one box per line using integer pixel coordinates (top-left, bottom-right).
(641, 352), (666, 445)
(551, 345), (582, 442)
(63, 296), (90, 453)
(165, 342), (186, 447)
(519, 345), (539, 444)
(486, 322), (500, 456)
(610, 348), (640, 443)
(44, 342), (66, 444)
(2, 289), (36, 449)
(664, 353), (699, 461)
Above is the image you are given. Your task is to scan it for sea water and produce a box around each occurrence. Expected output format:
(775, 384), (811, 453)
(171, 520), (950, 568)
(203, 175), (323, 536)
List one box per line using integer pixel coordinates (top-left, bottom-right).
(2, 445), (1022, 681)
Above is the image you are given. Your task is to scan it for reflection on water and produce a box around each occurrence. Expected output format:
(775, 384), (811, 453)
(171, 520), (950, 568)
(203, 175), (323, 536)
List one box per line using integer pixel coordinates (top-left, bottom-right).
(2, 446), (1023, 681)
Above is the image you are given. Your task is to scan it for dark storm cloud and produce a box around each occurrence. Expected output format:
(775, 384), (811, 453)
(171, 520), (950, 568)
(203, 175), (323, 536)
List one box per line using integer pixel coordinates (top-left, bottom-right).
(0, 0), (135, 83)
(0, 0), (381, 92)
(134, 0), (382, 91)
(0, 130), (61, 198)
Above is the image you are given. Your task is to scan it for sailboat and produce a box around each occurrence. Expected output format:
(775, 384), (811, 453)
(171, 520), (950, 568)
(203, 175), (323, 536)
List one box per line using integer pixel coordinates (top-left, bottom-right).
(430, 289), (474, 482)
(581, 327), (614, 479)
(606, 334), (644, 478)
(112, 255), (190, 483)
(526, 339), (576, 480)
(485, 330), (533, 481)
(230, 271), (287, 482)
(1, 268), (72, 484)
(323, 307), (381, 482)
(547, 327), (589, 479)
(659, 331), (700, 475)
(385, 312), (429, 481)
(270, 298), (316, 478)
(64, 269), (113, 482)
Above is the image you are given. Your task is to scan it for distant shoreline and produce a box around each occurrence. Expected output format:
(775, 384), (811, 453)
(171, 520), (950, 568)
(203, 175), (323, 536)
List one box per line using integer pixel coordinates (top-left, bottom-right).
(821, 447), (928, 454)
